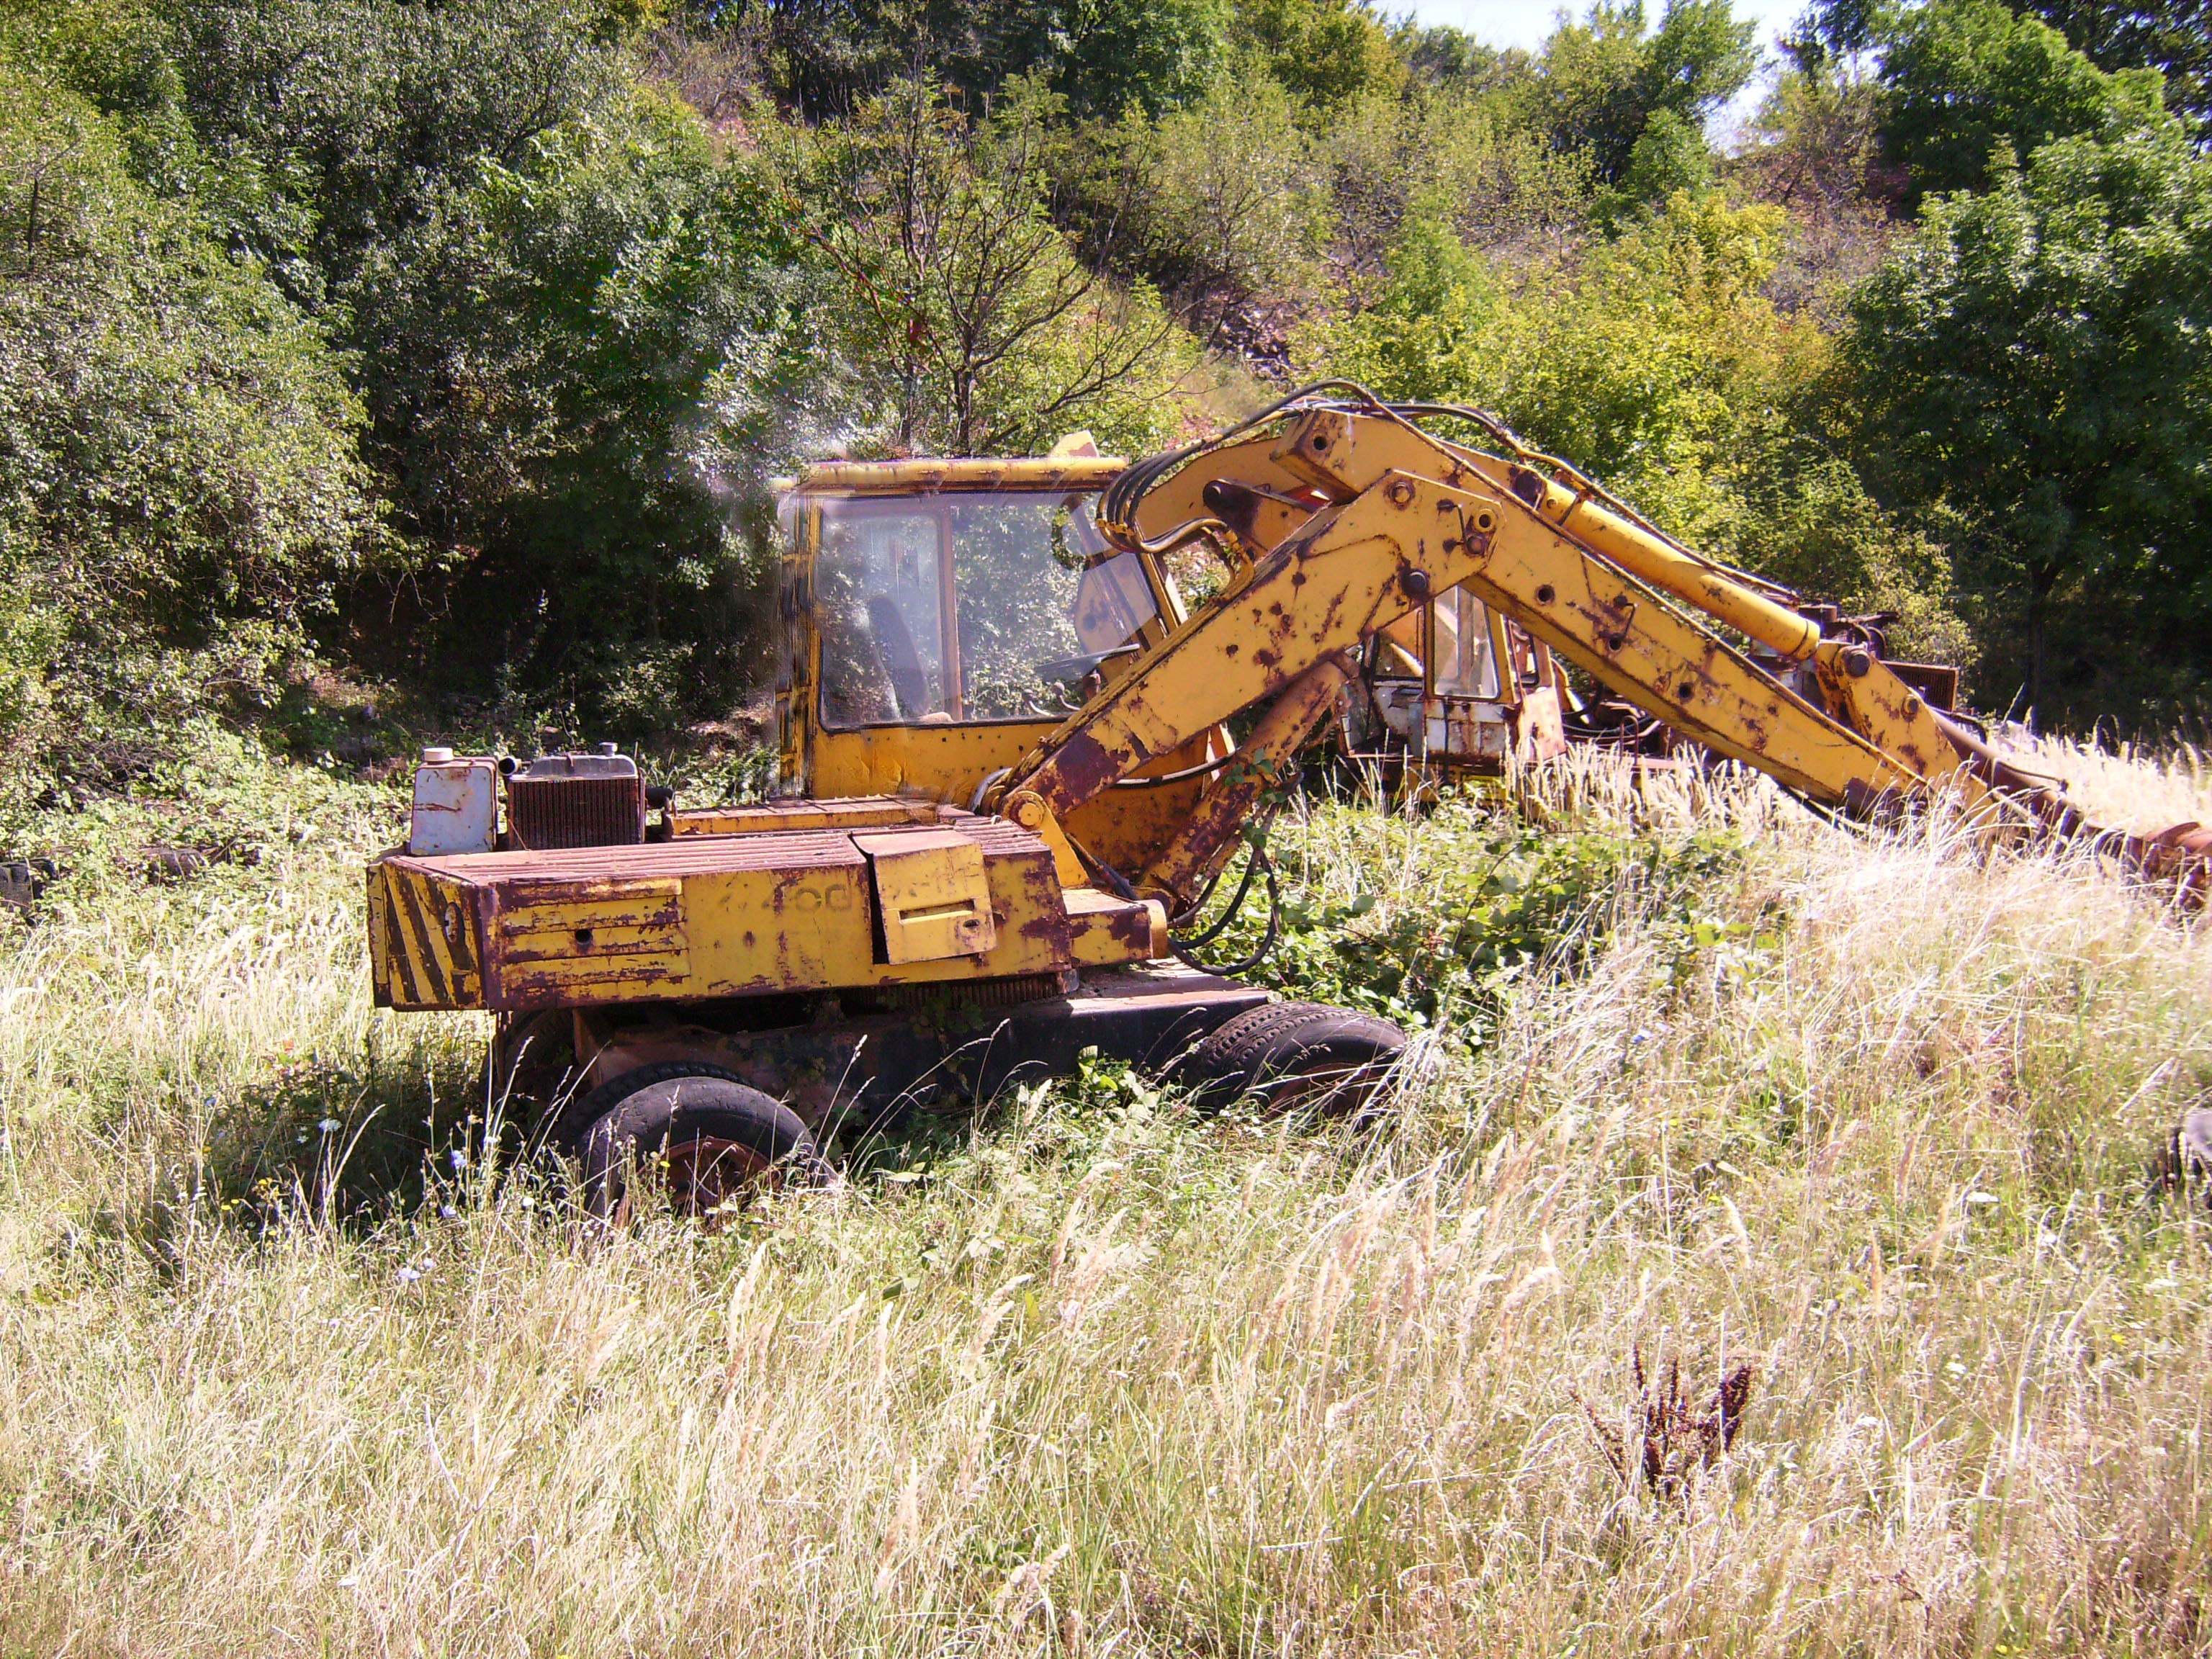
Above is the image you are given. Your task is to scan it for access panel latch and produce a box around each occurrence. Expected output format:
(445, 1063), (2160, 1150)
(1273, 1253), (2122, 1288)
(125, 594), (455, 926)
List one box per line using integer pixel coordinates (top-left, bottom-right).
(852, 829), (999, 963)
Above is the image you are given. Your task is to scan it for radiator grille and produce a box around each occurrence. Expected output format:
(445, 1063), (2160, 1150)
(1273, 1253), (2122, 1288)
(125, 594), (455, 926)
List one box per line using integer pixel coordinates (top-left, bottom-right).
(505, 775), (646, 850)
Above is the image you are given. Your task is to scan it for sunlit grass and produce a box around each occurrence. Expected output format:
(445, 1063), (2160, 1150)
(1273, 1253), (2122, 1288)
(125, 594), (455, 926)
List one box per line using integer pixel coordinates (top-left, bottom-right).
(2012, 729), (2212, 836)
(0, 741), (2206, 1656)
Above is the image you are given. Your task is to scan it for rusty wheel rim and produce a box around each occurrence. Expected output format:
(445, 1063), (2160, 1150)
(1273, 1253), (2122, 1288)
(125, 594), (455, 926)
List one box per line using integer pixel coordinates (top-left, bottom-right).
(1258, 1060), (1384, 1118)
(657, 1135), (777, 1214)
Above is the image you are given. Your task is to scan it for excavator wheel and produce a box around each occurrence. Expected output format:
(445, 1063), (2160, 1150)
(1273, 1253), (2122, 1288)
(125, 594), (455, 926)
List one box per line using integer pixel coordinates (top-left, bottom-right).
(489, 1010), (580, 1116)
(572, 1064), (837, 1220)
(1185, 1001), (1406, 1119)
(2170, 1106), (2212, 1205)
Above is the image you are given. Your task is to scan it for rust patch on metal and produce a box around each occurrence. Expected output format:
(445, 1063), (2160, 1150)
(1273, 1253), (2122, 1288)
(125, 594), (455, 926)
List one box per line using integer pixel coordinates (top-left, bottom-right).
(1040, 729), (1122, 816)
(499, 884), (681, 934)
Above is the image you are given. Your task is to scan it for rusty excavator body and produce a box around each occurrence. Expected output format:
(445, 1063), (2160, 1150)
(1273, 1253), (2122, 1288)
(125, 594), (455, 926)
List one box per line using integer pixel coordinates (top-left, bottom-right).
(367, 388), (2212, 1210)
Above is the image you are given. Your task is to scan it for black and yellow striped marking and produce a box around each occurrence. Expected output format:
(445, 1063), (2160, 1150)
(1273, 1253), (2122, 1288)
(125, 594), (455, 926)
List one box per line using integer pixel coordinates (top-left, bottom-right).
(374, 864), (483, 1010)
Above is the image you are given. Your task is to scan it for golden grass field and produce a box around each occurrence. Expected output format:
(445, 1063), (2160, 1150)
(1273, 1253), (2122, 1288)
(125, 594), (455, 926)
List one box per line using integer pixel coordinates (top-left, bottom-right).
(0, 739), (2207, 1656)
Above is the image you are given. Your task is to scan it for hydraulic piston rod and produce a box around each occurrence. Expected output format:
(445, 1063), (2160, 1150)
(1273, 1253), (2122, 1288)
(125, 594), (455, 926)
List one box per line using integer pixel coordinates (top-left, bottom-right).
(1501, 467), (1824, 663)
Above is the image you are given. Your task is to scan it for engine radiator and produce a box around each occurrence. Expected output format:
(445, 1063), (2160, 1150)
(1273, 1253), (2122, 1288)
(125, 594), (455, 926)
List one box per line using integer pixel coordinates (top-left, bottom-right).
(505, 750), (646, 850)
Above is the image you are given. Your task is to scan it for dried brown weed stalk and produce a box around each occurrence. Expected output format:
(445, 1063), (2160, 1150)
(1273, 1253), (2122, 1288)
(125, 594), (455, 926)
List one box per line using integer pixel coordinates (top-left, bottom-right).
(1575, 1346), (1757, 1501)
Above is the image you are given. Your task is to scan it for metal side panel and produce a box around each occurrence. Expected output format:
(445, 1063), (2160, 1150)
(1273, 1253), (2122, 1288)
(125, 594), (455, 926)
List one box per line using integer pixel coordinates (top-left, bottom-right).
(1064, 886), (1164, 966)
(392, 814), (1076, 1008)
(490, 876), (691, 1002)
(667, 796), (941, 837)
(683, 849), (876, 997)
(853, 828), (998, 963)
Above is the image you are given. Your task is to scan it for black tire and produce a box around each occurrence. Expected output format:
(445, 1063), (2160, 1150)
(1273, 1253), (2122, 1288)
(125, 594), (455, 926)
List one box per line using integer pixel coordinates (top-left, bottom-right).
(573, 1064), (836, 1218)
(1184, 999), (1407, 1118)
(490, 1010), (579, 1117)
(2171, 1105), (2212, 1205)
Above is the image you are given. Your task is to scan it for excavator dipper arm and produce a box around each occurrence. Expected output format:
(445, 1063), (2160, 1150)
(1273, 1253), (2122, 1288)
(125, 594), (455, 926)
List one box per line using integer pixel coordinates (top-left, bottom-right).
(996, 465), (1927, 906)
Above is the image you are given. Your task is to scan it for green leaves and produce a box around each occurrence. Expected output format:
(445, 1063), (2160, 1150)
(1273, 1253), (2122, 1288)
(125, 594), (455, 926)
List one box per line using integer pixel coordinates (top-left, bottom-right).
(1201, 804), (1763, 1035)
(795, 76), (1191, 459)
(1846, 122), (2212, 719)
(1874, 0), (2175, 204)
(1522, 0), (1757, 186)
(0, 65), (377, 735)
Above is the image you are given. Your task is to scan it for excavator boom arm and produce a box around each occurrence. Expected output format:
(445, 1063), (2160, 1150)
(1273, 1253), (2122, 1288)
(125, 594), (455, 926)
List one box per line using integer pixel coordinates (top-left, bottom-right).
(1007, 463), (1910, 802)
(992, 396), (2206, 911)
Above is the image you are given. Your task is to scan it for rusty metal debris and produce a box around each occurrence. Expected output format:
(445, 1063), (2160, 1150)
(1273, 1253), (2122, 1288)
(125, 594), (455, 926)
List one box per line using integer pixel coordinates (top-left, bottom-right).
(0, 858), (56, 912)
(2164, 1105), (2212, 1205)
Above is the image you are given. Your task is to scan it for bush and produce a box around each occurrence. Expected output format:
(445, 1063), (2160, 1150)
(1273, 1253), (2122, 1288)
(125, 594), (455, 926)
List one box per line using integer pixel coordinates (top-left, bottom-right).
(1303, 193), (1973, 664)
(0, 68), (377, 738)
(1197, 798), (1773, 1034)
(1845, 125), (2212, 724)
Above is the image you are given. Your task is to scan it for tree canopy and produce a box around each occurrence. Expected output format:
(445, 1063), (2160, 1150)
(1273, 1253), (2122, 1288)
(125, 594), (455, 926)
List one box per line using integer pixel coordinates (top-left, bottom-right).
(1875, 0), (2172, 203)
(0, 0), (2205, 743)
(1847, 126), (2212, 718)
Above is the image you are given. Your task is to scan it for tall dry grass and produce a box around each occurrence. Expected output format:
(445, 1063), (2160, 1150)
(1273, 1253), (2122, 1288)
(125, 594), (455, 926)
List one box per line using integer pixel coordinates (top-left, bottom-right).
(2005, 730), (2212, 836)
(0, 750), (2207, 1657)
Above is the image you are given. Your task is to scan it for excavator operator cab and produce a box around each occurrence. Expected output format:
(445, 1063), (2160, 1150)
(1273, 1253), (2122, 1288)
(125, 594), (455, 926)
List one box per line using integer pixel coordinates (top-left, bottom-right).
(810, 490), (1147, 728)
(773, 451), (1570, 810)
(771, 457), (1226, 876)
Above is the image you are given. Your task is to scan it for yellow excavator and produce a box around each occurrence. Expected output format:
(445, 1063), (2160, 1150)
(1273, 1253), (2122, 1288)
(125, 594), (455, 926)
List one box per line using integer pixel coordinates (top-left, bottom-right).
(369, 387), (2212, 1210)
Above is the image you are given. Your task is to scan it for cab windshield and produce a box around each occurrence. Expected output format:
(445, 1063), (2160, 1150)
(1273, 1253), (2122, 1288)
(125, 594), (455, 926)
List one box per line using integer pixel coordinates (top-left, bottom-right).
(813, 490), (1158, 728)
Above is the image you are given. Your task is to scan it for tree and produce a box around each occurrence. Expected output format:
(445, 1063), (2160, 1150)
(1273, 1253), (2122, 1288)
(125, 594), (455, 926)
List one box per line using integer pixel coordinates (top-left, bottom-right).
(1526, 0), (1757, 186)
(1228, 0), (1407, 110)
(130, 0), (860, 729)
(1730, 62), (1900, 316)
(1044, 0), (1226, 117)
(0, 64), (376, 732)
(1393, 22), (1519, 90)
(1846, 127), (2212, 720)
(372, 103), (831, 732)
(1601, 104), (1714, 219)
(1305, 194), (1969, 661)
(165, 0), (634, 309)
(2004, 0), (2211, 140)
(804, 79), (1190, 455)
(1736, 60), (1894, 226)
(1147, 69), (1322, 329)
(740, 0), (1226, 121)
(1874, 0), (2170, 204)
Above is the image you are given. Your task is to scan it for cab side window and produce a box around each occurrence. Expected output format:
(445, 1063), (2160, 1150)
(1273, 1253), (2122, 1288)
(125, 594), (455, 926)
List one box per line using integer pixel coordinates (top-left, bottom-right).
(818, 509), (947, 727)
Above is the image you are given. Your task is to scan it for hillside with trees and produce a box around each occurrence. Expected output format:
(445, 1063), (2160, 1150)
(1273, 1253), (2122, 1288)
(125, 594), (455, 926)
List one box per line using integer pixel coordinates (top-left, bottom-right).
(1, 0), (2206, 741)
